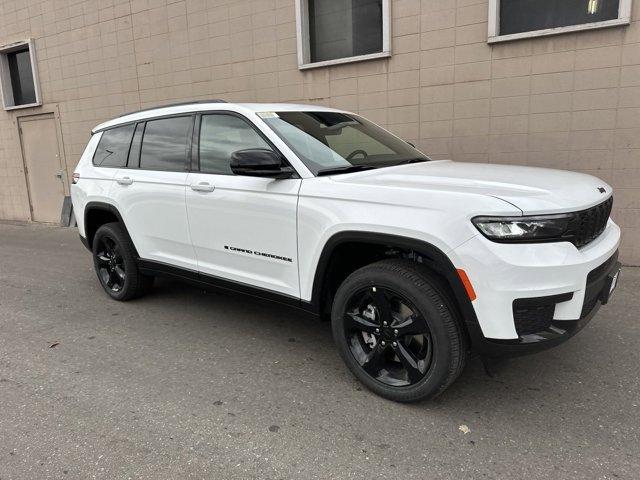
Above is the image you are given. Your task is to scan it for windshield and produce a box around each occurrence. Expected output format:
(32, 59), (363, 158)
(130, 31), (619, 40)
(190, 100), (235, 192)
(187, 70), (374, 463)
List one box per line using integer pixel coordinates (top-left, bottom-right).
(259, 111), (430, 175)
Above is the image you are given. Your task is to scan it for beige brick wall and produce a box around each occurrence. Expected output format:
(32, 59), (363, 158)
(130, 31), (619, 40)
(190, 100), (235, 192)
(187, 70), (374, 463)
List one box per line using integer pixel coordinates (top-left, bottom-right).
(1, 0), (639, 263)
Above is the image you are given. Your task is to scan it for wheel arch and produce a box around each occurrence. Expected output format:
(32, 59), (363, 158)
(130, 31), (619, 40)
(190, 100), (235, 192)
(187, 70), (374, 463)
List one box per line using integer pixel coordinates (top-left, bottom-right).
(309, 231), (479, 333)
(84, 201), (138, 256)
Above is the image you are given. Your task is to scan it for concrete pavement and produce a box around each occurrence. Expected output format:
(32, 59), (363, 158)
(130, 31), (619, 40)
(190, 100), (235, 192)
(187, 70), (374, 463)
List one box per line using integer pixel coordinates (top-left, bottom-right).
(0, 223), (638, 479)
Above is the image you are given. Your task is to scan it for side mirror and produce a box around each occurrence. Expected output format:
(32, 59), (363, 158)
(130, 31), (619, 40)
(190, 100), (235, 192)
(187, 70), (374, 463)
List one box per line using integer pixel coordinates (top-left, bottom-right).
(230, 148), (294, 179)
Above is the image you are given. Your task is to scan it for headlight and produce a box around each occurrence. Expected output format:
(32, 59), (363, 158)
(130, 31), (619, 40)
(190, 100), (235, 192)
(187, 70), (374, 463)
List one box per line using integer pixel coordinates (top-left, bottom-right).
(472, 214), (573, 242)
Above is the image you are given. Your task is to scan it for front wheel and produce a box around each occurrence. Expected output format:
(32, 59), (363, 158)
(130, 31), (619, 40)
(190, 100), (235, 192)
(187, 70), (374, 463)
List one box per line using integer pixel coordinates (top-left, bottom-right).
(92, 222), (153, 301)
(331, 259), (467, 402)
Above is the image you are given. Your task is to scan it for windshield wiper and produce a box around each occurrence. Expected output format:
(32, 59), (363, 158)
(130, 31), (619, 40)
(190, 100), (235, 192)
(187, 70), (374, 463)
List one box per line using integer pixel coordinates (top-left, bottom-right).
(317, 165), (378, 177)
(397, 158), (428, 165)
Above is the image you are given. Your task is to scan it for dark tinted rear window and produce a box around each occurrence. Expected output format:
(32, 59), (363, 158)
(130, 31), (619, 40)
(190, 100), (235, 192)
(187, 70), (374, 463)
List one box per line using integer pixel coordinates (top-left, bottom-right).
(139, 116), (192, 171)
(93, 124), (135, 167)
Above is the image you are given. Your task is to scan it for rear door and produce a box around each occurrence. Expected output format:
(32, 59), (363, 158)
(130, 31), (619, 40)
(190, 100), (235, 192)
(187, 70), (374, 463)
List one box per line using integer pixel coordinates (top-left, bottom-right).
(185, 113), (301, 298)
(110, 115), (197, 270)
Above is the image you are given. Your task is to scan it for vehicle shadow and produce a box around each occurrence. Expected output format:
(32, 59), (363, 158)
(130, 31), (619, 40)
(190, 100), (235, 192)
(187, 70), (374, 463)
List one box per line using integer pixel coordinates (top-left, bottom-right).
(140, 276), (625, 415)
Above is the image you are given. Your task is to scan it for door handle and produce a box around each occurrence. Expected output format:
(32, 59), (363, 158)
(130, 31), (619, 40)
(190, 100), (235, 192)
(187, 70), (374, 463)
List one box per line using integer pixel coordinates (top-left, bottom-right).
(55, 169), (64, 179)
(190, 182), (215, 192)
(117, 176), (134, 186)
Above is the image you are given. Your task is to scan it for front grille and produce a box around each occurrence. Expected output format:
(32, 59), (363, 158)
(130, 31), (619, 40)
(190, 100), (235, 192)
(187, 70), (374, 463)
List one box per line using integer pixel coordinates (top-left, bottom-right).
(566, 197), (613, 248)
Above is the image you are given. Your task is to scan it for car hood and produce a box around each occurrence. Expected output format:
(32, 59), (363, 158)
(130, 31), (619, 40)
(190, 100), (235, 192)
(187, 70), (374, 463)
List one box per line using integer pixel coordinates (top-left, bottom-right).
(329, 160), (612, 215)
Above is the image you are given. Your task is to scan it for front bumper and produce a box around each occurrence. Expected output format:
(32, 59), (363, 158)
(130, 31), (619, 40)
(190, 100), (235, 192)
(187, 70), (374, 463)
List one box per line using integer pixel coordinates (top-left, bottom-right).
(467, 256), (620, 357)
(451, 220), (621, 356)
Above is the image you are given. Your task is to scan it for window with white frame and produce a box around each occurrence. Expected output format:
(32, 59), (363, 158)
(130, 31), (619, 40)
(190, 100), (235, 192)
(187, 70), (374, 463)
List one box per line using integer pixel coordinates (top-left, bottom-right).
(488, 0), (632, 43)
(0, 39), (41, 110)
(295, 0), (390, 69)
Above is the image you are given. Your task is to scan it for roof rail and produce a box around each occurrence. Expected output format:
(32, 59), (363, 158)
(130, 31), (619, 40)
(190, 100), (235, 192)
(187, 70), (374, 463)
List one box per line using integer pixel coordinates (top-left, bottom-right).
(117, 99), (227, 118)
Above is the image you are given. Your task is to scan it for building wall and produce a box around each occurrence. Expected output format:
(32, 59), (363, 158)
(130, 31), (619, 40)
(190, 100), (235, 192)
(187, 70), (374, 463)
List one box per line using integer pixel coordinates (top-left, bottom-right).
(1, 0), (639, 263)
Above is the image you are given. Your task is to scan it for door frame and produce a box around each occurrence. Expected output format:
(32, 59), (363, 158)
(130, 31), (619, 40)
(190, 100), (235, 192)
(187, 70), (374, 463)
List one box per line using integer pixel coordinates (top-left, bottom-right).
(16, 107), (68, 221)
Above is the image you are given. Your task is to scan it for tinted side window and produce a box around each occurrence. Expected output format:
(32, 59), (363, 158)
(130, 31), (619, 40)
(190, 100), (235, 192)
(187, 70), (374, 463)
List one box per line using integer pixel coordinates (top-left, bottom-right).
(139, 116), (192, 171)
(93, 124), (136, 167)
(199, 114), (273, 174)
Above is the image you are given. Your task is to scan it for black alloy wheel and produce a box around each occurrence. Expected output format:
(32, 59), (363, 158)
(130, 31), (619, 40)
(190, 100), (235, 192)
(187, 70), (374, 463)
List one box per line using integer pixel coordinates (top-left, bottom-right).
(332, 259), (467, 402)
(344, 286), (433, 386)
(96, 235), (126, 293)
(92, 222), (154, 301)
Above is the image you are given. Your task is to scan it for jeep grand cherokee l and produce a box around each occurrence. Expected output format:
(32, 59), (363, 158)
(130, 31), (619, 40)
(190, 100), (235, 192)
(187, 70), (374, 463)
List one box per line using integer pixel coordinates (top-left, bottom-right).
(71, 100), (621, 402)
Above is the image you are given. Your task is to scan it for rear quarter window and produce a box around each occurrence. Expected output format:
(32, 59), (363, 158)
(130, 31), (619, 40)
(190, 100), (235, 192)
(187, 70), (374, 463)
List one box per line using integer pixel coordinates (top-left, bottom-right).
(92, 124), (136, 167)
(139, 116), (193, 171)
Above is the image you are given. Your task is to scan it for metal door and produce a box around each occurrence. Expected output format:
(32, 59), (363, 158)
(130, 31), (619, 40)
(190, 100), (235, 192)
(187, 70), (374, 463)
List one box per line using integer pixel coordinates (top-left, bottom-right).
(18, 114), (66, 223)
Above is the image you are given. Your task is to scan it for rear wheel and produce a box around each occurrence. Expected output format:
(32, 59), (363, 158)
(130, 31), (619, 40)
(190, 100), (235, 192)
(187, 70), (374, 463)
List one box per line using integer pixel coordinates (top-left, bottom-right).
(92, 222), (153, 301)
(331, 259), (467, 402)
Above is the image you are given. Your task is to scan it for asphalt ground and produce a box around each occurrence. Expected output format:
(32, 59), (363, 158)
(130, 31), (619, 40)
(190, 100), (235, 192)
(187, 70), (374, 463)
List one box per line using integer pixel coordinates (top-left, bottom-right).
(0, 222), (638, 479)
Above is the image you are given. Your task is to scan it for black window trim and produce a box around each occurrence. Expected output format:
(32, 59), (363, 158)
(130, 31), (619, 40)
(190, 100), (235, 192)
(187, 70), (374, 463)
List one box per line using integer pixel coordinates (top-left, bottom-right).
(125, 121), (146, 169)
(91, 110), (300, 177)
(92, 113), (195, 172)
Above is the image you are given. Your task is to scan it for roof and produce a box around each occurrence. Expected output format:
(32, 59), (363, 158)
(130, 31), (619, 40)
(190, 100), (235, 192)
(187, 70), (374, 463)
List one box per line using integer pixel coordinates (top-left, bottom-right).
(236, 103), (341, 112)
(92, 101), (344, 133)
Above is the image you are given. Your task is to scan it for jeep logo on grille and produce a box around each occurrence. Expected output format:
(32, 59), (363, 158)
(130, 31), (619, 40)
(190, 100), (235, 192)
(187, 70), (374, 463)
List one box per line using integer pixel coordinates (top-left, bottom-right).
(598, 187), (606, 193)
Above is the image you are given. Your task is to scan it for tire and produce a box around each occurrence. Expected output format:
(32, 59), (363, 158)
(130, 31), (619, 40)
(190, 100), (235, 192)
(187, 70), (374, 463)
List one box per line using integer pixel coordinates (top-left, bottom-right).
(331, 259), (467, 403)
(92, 222), (154, 301)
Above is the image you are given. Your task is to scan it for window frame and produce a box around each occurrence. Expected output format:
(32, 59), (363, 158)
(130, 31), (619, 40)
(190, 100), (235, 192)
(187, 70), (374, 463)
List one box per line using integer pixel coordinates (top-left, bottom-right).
(126, 122), (146, 169)
(488, 0), (633, 43)
(0, 39), (42, 110)
(294, 0), (391, 70)
(193, 111), (298, 178)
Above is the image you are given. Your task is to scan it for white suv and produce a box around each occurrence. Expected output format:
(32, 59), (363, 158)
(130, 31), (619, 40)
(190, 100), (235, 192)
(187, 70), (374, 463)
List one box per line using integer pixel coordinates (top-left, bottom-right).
(71, 100), (621, 402)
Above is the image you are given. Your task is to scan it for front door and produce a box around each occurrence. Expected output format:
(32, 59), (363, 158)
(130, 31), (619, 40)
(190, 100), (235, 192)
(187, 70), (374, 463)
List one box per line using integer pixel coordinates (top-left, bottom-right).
(185, 113), (301, 298)
(18, 114), (66, 223)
